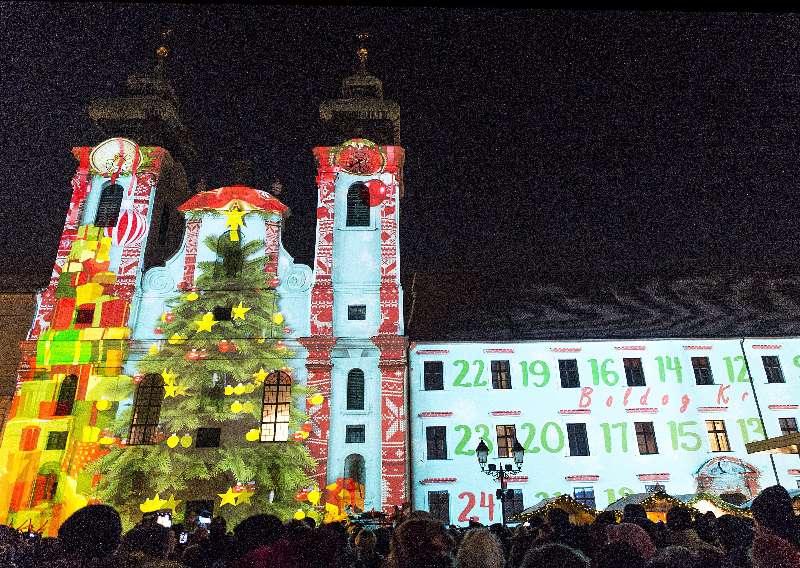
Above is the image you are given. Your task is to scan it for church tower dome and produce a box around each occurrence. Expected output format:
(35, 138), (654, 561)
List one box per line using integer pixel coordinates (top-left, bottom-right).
(319, 33), (401, 147)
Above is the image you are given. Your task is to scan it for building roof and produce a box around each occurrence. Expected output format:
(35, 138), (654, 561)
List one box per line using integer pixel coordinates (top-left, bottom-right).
(178, 185), (288, 214)
(404, 271), (800, 341)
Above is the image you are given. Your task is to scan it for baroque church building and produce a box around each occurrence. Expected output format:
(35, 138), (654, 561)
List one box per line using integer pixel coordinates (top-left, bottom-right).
(2, 44), (800, 533)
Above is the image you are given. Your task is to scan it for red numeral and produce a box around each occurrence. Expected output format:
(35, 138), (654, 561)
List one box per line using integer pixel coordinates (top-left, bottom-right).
(458, 491), (476, 522)
(479, 491), (495, 522)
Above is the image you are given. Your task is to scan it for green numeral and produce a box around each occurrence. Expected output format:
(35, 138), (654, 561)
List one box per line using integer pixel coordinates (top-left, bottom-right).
(589, 358), (620, 386)
(656, 356), (683, 383)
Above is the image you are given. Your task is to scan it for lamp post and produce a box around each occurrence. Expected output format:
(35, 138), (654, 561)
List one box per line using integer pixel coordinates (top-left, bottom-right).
(476, 438), (525, 526)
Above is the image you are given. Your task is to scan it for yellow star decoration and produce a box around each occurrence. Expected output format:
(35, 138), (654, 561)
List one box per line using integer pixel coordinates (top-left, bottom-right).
(232, 301), (251, 320)
(139, 493), (165, 513)
(218, 487), (238, 507)
(161, 369), (178, 385)
(195, 312), (218, 332)
(236, 489), (255, 505)
(252, 368), (269, 384)
(148, 344), (159, 355)
(162, 494), (181, 513)
(164, 385), (178, 398)
(224, 208), (246, 241)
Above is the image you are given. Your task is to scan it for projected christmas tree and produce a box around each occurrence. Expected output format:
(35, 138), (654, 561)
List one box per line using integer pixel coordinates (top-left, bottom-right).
(91, 225), (314, 527)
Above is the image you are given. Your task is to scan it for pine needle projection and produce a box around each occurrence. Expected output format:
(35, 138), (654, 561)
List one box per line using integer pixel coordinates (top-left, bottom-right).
(91, 229), (315, 527)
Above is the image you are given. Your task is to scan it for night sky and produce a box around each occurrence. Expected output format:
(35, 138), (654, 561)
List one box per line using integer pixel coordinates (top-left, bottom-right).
(2, 6), (800, 289)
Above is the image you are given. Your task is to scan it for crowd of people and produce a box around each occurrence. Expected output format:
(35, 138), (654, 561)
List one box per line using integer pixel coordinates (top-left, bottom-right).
(0, 484), (799, 568)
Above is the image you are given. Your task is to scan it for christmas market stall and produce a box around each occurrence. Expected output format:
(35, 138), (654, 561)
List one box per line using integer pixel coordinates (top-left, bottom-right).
(605, 489), (687, 523)
(512, 494), (598, 526)
(674, 493), (751, 518)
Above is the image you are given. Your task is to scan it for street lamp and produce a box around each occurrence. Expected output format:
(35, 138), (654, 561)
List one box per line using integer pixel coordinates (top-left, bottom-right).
(476, 437), (525, 526)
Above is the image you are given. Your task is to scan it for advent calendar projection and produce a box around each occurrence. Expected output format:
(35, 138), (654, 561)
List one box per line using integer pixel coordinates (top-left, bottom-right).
(1, 39), (798, 534)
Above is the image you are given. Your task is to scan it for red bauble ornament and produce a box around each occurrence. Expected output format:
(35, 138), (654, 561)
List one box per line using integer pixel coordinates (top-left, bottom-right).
(283, 327), (293, 335)
(218, 340), (230, 353)
(300, 422), (312, 433)
(269, 277), (280, 288)
(291, 432), (305, 442)
(154, 327), (164, 335)
(275, 340), (286, 350)
(185, 350), (199, 361)
(164, 312), (175, 323)
(197, 349), (208, 360)
(295, 490), (308, 502)
(360, 179), (388, 206)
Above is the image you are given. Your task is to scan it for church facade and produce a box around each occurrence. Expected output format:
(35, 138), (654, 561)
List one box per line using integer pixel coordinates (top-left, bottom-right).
(0, 49), (797, 533)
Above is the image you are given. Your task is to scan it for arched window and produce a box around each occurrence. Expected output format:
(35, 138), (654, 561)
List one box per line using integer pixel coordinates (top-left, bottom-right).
(346, 183), (370, 227)
(94, 183), (124, 227)
(54, 375), (78, 416)
(346, 369), (365, 410)
(344, 453), (366, 488)
(29, 462), (60, 508)
(261, 371), (292, 442)
(129, 374), (165, 445)
(214, 231), (244, 279)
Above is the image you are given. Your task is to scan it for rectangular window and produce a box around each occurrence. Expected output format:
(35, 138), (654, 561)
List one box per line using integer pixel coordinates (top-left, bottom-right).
(426, 426), (447, 460)
(635, 422), (659, 455)
(496, 424), (517, 458)
(624, 358), (646, 386)
(45, 431), (68, 451)
(423, 361), (444, 391)
(706, 420), (731, 452)
(567, 423), (590, 456)
(779, 418), (798, 436)
(428, 491), (450, 525)
(573, 487), (596, 509)
(763, 356), (785, 383)
(196, 427), (221, 448)
(213, 305), (232, 321)
(503, 489), (525, 519)
(559, 359), (580, 388)
(491, 360), (512, 389)
(692, 357), (714, 385)
(75, 305), (95, 325)
(348, 305), (366, 321)
(345, 425), (365, 444)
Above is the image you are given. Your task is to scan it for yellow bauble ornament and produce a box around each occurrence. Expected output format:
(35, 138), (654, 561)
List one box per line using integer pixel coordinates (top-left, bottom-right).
(180, 434), (193, 448)
(99, 436), (115, 445)
(224, 385), (234, 396)
(242, 402), (254, 413)
(244, 382), (255, 393)
(245, 429), (260, 441)
(294, 509), (306, 520)
(95, 399), (111, 411)
(272, 313), (284, 325)
(168, 333), (186, 345)
(309, 393), (324, 406)
(233, 383), (246, 396)
(231, 401), (243, 413)
(186, 292), (199, 301)
(307, 489), (321, 506)
(167, 434), (180, 448)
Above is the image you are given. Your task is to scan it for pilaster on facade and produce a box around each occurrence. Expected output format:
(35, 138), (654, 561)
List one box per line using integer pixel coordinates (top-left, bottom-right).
(298, 336), (337, 487)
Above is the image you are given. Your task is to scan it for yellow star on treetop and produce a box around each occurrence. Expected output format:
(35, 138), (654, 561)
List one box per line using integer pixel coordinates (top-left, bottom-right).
(164, 384), (178, 398)
(232, 301), (251, 320)
(161, 369), (178, 385)
(224, 208), (246, 241)
(218, 487), (238, 507)
(252, 367), (269, 384)
(195, 312), (218, 332)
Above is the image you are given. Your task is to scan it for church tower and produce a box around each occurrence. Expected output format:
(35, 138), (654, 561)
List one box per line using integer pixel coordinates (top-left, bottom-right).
(0, 39), (190, 534)
(303, 37), (408, 513)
